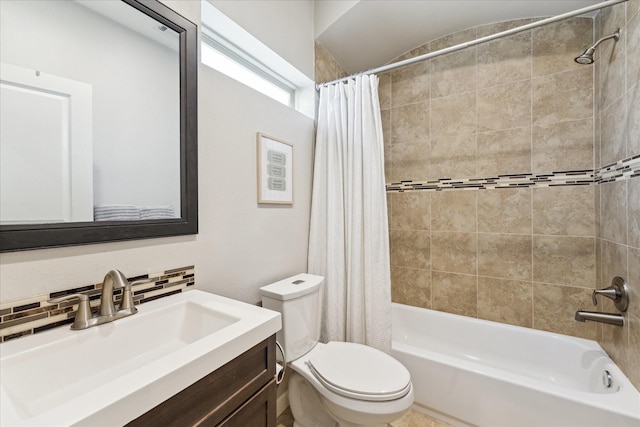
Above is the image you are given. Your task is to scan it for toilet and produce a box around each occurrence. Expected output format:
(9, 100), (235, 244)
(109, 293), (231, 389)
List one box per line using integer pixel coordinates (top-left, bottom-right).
(260, 273), (414, 427)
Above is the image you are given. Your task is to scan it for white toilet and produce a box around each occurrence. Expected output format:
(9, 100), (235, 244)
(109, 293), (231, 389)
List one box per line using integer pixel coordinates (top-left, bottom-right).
(260, 273), (414, 427)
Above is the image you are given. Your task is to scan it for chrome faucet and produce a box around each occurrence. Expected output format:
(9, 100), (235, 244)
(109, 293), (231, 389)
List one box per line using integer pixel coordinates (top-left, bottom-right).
(574, 277), (629, 327)
(48, 269), (147, 330)
(575, 310), (624, 326)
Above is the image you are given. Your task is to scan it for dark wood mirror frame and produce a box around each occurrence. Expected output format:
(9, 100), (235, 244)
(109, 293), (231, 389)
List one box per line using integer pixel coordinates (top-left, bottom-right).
(0, 0), (198, 252)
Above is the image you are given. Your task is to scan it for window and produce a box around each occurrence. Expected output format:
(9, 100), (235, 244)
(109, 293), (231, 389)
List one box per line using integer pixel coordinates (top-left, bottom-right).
(201, 29), (295, 107)
(200, 1), (314, 116)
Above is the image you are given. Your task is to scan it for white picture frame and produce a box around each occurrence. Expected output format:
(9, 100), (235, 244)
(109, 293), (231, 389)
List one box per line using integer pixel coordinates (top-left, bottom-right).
(257, 133), (293, 204)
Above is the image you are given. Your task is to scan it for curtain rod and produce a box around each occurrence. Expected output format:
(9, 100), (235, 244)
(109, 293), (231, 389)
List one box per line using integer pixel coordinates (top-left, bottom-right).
(316, 0), (627, 89)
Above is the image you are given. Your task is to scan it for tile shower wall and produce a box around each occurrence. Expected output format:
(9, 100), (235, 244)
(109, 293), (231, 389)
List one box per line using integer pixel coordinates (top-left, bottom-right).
(383, 16), (601, 341)
(0, 266), (195, 342)
(594, 1), (640, 389)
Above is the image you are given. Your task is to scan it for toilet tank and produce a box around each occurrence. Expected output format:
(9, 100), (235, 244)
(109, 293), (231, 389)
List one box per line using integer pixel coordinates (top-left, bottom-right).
(260, 273), (323, 361)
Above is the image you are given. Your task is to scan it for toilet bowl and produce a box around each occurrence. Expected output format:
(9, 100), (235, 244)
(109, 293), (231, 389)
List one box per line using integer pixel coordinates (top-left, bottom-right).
(260, 274), (413, 427)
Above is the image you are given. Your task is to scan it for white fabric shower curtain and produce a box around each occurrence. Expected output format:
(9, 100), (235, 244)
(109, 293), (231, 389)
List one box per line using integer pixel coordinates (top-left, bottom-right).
(308, 75), (392, 353)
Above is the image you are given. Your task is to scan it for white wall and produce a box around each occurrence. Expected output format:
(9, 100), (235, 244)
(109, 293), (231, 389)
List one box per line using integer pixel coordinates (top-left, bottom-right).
(208, 0), (315, 79)
(0, 0), (315, 305)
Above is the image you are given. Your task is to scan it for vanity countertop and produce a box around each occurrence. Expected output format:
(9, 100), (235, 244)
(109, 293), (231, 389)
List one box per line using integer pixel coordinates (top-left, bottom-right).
(0, 289), (281, 426)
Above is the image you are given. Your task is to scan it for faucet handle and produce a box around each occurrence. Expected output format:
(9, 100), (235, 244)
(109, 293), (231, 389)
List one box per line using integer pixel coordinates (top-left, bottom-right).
(119, 278), (152, 313)
(48, 294), (93, 330)
(592, 277), (629, 312)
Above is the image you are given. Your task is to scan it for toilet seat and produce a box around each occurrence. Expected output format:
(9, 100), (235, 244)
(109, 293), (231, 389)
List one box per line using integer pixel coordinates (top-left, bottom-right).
(306, 341), (411, 402)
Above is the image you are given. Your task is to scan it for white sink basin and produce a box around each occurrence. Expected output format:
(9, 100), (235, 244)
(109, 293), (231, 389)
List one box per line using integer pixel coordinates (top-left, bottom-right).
(0, 290), (281, 426)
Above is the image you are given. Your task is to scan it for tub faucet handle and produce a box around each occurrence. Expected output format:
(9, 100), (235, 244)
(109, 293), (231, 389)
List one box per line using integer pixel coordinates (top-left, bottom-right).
(592, 277), (629, 312)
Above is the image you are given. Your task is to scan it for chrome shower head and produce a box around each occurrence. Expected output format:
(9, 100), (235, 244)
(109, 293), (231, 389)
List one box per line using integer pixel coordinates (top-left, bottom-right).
(574, 29), (620, 65)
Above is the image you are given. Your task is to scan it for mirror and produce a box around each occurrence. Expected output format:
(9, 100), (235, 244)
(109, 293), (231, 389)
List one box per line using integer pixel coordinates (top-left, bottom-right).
(0, 0), (198, 251)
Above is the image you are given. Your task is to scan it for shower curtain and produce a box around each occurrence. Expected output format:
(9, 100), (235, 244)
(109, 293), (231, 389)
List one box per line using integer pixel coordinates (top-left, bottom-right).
(308, 75), (392, 352)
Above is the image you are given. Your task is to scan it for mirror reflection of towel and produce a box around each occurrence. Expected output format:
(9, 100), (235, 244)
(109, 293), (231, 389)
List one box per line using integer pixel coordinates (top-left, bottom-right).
(94, 205), (140, 221)
(93, 205), (175, 221)
(139, 206), (175, 220)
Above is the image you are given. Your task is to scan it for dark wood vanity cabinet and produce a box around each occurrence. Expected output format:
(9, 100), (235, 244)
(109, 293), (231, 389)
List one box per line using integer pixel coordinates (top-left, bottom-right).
(127, 336), (276, 427)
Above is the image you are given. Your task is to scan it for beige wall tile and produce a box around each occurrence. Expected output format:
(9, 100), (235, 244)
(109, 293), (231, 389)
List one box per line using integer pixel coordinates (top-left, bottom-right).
(533, 282), (599, 339)
(476, 18), (534, 38)
(477, 80), (531, 132)
(629, 0), (640, 22)
(532, 118), (594, 172)
(629, 178), (640, 248)
(432, 271), (477, 317)
(532, 186), (595, 237)
(477, 32), (531, 89)
(477, 188), (531, 234)
(391, 102), (429, 145)
(391, 62), (430, 107)
(477, 127), (531, 176)
(391, 266), (431, 308)
(478, 233), (532, 281)
(600, 95), (627, 166)
(599, 3), (627, 110)
(532, 18), (593, 77)
(431, 28), (476, 51)
(314, 42), (347, 84)
(378, 72), (392, 110)
(381, 109), (391, 150)
(431, 49), (476, 98)
(533, 236), (596, 287)
(478, 276), (532, 327)
(430, 134), (476, 178)
(431, 191), (476, 232)
(600, 180), (627, 244)
(431, 92), (477, 137)
(390, 229), (430, 269)
(627, 246), (640, 320)
(624, 314), (640, 390)
(532, 67), (593, 125)
(389, 142), (430, 182)
(431, 231), (477, 275)
(627, 9), (640, 90)
(600, 240), (628, 291)
(390, 191), (430, 231)
(627, 82), (640, 156)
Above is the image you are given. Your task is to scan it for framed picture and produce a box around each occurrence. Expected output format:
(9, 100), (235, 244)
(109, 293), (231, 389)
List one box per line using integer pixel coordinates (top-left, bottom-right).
(256, 133), (293, 204)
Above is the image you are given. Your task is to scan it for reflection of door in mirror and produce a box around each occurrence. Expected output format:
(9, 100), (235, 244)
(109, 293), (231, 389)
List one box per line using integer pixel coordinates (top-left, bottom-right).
(0, 0), (181, 224)
(1, 63), (93, 225)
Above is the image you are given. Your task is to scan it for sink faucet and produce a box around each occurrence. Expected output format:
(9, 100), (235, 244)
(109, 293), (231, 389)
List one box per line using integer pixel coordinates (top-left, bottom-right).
(99, 269), (137, 317)
(48, 269), (147, 330)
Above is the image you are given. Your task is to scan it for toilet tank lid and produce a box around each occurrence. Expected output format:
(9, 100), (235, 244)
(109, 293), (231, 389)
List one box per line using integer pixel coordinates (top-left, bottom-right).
(260, 273), (324, 301)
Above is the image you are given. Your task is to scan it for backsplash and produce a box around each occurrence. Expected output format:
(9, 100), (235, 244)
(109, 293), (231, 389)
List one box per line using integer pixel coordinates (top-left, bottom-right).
(0, 265), (195, 342)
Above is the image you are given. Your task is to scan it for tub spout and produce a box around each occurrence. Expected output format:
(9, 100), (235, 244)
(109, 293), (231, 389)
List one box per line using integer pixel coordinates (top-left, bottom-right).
(575, 310), (624, 326)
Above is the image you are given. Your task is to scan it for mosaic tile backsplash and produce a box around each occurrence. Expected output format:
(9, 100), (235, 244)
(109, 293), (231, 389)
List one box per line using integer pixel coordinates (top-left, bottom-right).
(0, 266), (195, 342)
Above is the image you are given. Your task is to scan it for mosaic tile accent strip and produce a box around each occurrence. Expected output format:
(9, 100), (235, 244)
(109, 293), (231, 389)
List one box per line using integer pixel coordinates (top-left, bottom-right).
(0, 266), (195, 343)
(387, 155), (640, 193)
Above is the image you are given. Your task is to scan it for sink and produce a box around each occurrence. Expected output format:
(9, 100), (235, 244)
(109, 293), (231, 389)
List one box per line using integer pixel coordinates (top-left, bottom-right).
(0, 290), (281, 426)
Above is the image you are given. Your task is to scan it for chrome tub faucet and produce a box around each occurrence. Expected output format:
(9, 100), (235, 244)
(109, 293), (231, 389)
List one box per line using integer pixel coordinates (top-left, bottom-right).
(575, 277), (629, 327)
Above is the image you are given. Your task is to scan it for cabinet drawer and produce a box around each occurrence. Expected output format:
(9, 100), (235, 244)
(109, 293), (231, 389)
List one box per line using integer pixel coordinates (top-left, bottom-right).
(127, 335), (276, 427)
(216, 378), (276, 427)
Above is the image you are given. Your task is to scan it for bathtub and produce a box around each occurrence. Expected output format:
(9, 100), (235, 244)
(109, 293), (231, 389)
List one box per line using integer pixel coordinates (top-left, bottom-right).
(391, 303), (640, 427)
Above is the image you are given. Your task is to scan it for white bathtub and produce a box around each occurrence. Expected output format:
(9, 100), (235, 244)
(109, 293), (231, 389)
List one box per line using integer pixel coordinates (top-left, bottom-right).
(391, 303), (640, 427)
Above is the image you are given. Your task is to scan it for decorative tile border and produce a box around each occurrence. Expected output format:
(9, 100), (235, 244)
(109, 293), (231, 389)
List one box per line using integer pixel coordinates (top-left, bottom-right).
(386, 155), (640, 193)
(0, 266), (195, 343)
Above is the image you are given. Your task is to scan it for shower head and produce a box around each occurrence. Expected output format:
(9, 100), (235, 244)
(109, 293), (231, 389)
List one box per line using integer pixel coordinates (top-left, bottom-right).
(574, 29), (620, 65)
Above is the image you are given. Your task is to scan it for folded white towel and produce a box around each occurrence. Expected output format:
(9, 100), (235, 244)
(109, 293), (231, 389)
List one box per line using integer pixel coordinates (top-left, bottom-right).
(139, 205), (175, 220)
(94, 205), (140, 221)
